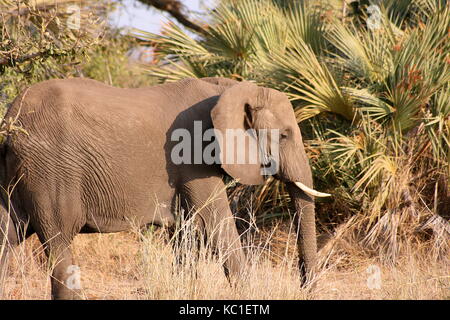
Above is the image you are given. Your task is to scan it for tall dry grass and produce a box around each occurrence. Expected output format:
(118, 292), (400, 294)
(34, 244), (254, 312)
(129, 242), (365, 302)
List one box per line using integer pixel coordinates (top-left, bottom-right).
(1, 214), (448, 300)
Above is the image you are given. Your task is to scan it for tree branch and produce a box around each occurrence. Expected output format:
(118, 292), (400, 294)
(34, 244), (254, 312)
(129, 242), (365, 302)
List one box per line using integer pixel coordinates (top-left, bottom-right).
(0, 52), (43, 67)
(137, 0), (207, 35)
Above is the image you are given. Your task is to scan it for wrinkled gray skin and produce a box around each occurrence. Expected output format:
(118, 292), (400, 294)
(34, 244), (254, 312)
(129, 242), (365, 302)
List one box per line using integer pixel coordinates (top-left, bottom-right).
(0, 77), (316, 299)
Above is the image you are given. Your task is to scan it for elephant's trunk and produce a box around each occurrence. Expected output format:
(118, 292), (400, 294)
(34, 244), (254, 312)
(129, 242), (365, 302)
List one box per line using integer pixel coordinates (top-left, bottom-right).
(286, 182), (317, 285)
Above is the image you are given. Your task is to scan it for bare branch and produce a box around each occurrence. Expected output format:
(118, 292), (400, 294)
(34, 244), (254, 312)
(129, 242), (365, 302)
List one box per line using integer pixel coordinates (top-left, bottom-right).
(137, 0), (207, 35)
(0, 52), (43, 67)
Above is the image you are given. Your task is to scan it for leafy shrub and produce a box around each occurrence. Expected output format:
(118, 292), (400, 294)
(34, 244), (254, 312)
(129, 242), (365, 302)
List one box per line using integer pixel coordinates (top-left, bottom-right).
(0, 0), (154, 117)
(137, 0), (450, 261)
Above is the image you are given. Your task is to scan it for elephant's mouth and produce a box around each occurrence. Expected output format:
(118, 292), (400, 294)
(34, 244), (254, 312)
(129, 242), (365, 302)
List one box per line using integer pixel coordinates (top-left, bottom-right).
(271, 172), (332, 198)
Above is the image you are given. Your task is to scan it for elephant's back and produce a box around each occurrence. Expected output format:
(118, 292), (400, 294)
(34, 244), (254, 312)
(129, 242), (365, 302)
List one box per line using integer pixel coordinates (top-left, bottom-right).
(5, 79), (167, 147)
(7, 78), (157, 123)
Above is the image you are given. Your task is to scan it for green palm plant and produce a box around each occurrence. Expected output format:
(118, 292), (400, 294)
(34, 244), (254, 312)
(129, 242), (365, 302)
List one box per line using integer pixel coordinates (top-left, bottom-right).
(135, 0), (450, 261)
(136, 0), (327, 82)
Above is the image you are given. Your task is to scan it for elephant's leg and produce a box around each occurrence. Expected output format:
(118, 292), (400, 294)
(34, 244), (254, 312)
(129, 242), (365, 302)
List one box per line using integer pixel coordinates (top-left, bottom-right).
(204, 207), (245, 282)
(41, 236), (81, 300)
(168, 222), (202, 278)
(23, 188), (84, 299)
(181, 175), (246, 282)
(32, 213), (82, 299)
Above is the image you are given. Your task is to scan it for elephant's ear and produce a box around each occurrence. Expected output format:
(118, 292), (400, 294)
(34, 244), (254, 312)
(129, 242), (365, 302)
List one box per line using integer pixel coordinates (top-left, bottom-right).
(210, 82), (265, 185)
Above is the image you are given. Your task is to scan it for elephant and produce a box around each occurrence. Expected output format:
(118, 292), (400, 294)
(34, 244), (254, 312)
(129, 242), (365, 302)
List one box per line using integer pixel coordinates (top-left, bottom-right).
(0, 77), (329, 299)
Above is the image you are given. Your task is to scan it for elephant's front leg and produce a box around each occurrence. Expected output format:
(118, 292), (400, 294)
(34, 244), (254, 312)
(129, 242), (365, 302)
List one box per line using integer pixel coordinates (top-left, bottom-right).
(180, 173), (245, 282)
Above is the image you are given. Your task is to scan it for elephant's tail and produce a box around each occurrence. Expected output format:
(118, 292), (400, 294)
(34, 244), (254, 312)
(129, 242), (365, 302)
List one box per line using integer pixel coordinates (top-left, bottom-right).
(0, 142), (11, 222)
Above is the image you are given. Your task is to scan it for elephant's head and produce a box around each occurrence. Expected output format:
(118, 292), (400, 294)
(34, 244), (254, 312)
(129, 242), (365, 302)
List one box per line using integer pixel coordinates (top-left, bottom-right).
(210, 80), (330, 283)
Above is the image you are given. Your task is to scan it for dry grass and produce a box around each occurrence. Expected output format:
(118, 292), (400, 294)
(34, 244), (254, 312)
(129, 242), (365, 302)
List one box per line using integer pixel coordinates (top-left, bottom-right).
(1, 220), (448, 300)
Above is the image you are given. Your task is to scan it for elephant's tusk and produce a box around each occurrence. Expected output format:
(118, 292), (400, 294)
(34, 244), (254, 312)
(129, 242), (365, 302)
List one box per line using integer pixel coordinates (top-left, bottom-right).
(294, 182), (331, 198)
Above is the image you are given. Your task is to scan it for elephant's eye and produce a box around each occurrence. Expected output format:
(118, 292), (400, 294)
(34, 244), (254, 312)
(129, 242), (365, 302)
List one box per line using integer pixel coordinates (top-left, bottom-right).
(280, 130), (289, 140)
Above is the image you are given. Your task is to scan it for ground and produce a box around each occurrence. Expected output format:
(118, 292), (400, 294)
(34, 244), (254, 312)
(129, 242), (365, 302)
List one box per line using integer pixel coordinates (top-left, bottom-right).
(2, 225), (448, 300)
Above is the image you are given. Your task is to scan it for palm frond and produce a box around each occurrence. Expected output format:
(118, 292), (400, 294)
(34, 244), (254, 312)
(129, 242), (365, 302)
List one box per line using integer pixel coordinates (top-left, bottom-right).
(270, 39), (355, 121)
